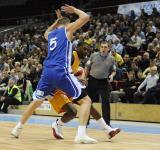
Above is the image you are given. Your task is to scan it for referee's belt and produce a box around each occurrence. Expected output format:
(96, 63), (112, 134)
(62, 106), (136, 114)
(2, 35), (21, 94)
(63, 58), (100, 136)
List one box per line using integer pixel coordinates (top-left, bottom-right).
(89, 75), (108, 81)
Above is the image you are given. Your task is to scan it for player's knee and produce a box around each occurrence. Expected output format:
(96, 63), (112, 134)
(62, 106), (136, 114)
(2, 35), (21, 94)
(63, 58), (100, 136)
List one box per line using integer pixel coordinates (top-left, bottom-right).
(86, 96), (92, 104)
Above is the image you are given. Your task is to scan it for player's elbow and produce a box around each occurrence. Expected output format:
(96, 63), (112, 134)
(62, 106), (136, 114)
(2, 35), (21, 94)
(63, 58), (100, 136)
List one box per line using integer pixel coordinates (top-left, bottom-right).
(79, 15), (90, 25)
(84, 14), (90, 22)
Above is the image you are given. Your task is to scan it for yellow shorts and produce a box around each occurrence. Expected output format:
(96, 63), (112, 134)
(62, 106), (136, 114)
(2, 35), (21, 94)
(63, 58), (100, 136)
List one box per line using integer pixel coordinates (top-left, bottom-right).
(48, 90), (73, 114)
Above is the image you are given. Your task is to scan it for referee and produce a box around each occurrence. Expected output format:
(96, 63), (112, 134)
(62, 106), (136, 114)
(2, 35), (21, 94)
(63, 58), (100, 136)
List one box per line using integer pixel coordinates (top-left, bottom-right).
(85, 41), (116, 125)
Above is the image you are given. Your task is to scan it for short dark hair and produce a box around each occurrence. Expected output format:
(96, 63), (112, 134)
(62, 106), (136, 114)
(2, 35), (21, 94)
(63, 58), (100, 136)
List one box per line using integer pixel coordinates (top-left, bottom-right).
(100, 41), (108, 45)
(57, 17), (70, 25)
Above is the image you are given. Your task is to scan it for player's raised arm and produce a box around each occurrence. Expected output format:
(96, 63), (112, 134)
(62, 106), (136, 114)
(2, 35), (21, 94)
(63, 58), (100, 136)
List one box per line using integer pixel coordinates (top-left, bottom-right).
(44, 9), (62, 40)
(61, 4), (90, 40)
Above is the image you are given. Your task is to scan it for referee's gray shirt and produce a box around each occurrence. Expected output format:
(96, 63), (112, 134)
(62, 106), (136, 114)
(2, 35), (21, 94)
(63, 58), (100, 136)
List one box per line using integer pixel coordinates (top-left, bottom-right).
(85, 52), (116, 79)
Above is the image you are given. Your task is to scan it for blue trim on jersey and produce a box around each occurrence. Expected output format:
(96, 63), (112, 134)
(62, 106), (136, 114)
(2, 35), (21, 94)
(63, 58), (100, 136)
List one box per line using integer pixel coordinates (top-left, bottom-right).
(34, 93), (45, 99)
(63, 67), (79, 98)
(65, 38), (72, 72)
(66, 41), (69, 69)
(65, 28), (69, 70)
(66, 73), (79, 98)
(64, 38), (80, 98)
(68, 41), (72, 71)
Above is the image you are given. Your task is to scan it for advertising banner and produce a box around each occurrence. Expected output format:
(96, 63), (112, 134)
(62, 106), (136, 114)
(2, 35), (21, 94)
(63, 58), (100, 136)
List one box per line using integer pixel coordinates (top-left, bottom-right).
(118, 1), (160, 16)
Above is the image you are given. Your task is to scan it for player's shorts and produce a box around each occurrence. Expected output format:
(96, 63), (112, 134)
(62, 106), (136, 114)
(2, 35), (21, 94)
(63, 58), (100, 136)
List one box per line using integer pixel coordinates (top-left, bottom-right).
(49, 90), (73, 113)
(33, 66), (85, 100)
(49, 88), (87, 114)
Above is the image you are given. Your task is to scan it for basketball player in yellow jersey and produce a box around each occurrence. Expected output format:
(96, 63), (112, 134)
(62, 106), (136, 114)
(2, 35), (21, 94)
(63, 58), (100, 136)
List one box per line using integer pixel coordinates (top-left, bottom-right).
(49, 42), (120, 140)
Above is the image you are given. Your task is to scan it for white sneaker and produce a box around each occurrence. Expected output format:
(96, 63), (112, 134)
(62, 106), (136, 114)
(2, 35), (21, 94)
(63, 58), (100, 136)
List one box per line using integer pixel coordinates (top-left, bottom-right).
(52, 119), (64, 139)
(106, 128), (121, 139)
(74, 135), (98, 144)
(11, 126), (22, 138)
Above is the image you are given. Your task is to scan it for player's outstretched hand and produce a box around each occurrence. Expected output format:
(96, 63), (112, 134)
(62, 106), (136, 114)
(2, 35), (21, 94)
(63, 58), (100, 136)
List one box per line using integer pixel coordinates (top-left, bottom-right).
(55, 9), (62, 19)
(61, 4), (76, 14)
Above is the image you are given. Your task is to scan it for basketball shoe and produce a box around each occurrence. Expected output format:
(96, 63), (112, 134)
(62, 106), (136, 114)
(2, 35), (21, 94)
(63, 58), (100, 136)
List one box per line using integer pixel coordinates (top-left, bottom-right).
(74, 135), (98, 144)
(106, 128), (121, 139)
(52, 119), (64, 139)
(11, 126), (22, 138)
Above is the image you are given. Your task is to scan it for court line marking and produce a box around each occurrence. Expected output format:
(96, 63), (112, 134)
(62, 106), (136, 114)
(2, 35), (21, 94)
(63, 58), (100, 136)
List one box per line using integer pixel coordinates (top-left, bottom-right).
(0, 114), (160, 135)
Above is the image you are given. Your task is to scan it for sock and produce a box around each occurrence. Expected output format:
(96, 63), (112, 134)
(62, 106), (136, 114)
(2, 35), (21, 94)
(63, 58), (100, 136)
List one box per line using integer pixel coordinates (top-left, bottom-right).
(97, 118), (112, 132)
(76, 125), (86, 137)
(17, 122), (23, 128)
(56, 119), (64, 126)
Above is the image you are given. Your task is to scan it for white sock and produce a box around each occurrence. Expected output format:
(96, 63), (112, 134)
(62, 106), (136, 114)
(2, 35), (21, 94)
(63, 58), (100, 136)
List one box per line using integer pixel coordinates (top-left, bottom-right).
(97, 118), (112, 132)
(76, 125), (86, 137)
(56, 119), (64, 126)
(16, 122), (23, 128)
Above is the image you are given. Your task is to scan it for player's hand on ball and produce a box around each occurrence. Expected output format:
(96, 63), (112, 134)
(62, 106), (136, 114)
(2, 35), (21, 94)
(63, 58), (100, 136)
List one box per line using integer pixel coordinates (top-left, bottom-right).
(79, 79), (88, 86)
(61, 4), (76, 14)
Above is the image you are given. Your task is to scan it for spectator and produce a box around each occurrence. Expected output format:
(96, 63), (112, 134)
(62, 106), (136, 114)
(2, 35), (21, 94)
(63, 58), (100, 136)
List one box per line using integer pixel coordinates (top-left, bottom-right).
(112, 39), (124, 55)
(155, 50), (160, 68)
(105, 27), (119, 43)
(130, 10), (137, 20)
(140, 9), (148, 19)
(136, 26), (146, 43)
(0, 78), (22, 113)
(110, 70), (136, 103)
(21, 59), (30, 74)
(122, 54), (131, 71)
(111, 49), (124, 67)
(135, 69), (145, 85)
(122, 70), (137, 103)
(134, 66), (159, 103)
(142, 82), (160, 104)
(143, 59), (156, 78)
(145, 26), (156, 45)
(126, 31), (142, 56)
(152, 7), (160, 17)
(147, 43), (157, 59)
(148, 21), (157, 33)
(138, 52), (150, 71)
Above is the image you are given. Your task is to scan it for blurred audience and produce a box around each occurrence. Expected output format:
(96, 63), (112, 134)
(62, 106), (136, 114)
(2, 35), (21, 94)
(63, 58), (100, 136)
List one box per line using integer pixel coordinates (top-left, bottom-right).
(0, 7), (160, 106)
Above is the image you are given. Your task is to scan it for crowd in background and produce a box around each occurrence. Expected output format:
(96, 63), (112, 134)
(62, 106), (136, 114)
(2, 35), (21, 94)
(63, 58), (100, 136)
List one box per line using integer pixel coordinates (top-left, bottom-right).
(0, 7), (160, 105)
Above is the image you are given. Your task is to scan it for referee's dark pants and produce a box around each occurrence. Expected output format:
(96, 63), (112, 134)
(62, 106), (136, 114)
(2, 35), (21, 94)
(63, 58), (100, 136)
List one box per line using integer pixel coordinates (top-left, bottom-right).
(87, 75), (111, 125)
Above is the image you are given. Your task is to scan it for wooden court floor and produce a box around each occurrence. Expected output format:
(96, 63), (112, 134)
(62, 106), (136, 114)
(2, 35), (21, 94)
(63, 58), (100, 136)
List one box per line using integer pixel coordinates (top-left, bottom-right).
(0, 122), (160, 150)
